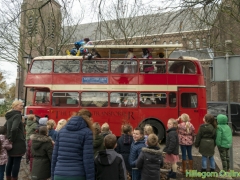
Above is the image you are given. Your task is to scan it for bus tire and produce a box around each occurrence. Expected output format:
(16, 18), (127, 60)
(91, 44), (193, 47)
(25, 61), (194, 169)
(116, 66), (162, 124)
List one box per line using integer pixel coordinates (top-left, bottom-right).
(140, 119), (165, 142)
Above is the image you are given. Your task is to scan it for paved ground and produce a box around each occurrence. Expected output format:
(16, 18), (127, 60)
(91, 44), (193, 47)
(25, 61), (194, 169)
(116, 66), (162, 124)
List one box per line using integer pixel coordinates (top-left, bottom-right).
(1, 117), (240, 179)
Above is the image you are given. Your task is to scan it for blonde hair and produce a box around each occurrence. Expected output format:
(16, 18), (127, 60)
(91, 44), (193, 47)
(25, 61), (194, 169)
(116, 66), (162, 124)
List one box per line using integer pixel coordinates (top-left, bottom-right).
(28, 114), (36, 121)
(93, 122), (101, 135)
(56, 119), (67, 131)
(76, 109), (94, 132)
(11, 100), (23, 110)
(47, 119), (56, 130)
(101, 122), (110, 133)
(168, 118), (178, 128)
(147, 134), (158, 147)
(180, 113), (190, 133)
(144, 124), (154, 135)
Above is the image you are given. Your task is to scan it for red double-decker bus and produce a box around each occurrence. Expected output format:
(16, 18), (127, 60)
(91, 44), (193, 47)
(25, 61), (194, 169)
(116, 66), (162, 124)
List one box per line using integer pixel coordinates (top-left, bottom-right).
(24, 44), (207, 140)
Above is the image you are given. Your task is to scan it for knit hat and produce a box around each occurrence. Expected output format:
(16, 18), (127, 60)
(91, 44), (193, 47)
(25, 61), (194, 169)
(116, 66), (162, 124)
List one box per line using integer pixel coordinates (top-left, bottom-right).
(39, 117), (48, 125)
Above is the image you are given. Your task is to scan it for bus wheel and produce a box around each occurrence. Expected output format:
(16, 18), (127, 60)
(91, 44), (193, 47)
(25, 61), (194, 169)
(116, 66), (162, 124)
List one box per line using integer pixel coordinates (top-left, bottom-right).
(140, 119), (165, 142)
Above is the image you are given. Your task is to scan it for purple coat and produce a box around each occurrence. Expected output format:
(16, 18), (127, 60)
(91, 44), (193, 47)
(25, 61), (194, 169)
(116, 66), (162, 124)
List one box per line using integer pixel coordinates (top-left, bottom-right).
(0, 135), (12, 165)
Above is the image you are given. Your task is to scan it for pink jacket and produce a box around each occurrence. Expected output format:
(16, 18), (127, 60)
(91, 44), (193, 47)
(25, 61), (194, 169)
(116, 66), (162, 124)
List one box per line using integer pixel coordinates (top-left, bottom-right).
(0, 135), (12, 165)
(178, 122), (195, 145)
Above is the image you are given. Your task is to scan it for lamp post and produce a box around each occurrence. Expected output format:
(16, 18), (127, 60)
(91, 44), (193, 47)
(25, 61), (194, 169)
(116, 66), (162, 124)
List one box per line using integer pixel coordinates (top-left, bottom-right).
(17, 65), (20, 100)
(23, 55), (32, 109)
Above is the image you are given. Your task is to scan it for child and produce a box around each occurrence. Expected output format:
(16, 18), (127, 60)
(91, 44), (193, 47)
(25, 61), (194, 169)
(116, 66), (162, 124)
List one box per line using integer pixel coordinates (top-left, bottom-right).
(0, 126), (12, 180)
(177, 113), (195, 173)
(129, 127), (146, 180)
(143, 124), (154, 143)
(195, 114), (217, 172)
(93, 122), (104, 157)
(25, 114), (37, 143)
(55, 119), (67, 131)
(31, 126), (53, 180)
(95, 134), (127, 180)
(136, 134), (163, 180)
(115, 124), (133, 176)
(163, 118), (179, 179)
(46, 119), (57, 142)
(101, 122), (112, 137)
(216, 114), (232, 171)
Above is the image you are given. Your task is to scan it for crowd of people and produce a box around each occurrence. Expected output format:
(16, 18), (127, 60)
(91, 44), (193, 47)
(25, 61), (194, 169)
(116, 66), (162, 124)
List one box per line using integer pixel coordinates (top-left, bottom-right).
(0, 100), (233, 180)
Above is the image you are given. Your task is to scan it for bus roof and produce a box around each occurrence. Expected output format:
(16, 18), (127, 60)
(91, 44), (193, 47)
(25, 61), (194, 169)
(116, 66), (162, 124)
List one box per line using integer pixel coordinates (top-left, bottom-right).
(83, 44), (183, 58)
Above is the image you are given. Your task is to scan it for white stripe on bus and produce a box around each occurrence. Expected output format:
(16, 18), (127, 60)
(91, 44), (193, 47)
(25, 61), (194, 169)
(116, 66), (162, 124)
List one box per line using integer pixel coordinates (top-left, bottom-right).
(25, 84), (205, 91)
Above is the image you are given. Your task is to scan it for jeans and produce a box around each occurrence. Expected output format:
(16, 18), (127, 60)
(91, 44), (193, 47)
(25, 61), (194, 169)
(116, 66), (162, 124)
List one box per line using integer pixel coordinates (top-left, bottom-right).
(6, 156), (22, 178)
(202, 156), (215, 169)
(132, 168), (141, 180)
(218, 146), (230, 171)
(0, 164), (6, 180)
(180, 145), (193, 160)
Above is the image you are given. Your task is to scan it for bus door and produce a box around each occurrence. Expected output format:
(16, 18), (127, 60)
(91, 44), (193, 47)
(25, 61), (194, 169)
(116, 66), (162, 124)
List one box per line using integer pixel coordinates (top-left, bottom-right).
(178, 87), (200, 128)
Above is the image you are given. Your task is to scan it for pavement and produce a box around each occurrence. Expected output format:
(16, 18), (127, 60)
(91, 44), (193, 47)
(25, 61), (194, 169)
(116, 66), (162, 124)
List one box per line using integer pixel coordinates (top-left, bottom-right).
(1, 117), (240, 179)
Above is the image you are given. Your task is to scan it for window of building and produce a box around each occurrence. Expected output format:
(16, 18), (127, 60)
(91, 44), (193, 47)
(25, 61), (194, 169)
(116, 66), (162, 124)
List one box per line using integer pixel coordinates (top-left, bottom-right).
(188, 40), (194, 49)
(140, 92), (167, 107)
(110, 92), (137, 107)
(81, 92), (108, 107)
(169, 41), (173, 44)
(163, 41), (167, 45)
(168, 60), (196, 74)
(30, 60), (52, 73)
(54, 60), (80, 73)
(111, 60), (137, 73)
(196, 39), (200, 49)
(181, 93), (197, 108)
(52, 92), (79, 107)
(175, 40), (179, 44)
(202, 38), (207, 48)
(169, 92), (176, 107)
(82, 60), (108, 73)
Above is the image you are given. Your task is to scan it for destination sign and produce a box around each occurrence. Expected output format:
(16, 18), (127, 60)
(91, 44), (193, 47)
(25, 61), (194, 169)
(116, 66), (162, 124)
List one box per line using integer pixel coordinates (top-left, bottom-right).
(82, 77), (108, 84)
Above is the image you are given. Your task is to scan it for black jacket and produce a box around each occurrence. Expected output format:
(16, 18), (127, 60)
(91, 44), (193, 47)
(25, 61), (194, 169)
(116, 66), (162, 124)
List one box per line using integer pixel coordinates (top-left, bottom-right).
(31, 134), (53, 179)
(136, 146), (163, 180)
(4, 110), (26, 156)
(115, 134), (133, 173)
(163, 127), (179, 155)
(95, 149), (127, 180)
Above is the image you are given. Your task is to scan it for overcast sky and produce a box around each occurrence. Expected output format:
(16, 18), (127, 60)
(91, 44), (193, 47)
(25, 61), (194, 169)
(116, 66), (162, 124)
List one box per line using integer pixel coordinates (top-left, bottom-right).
(0, 61), (17, 85)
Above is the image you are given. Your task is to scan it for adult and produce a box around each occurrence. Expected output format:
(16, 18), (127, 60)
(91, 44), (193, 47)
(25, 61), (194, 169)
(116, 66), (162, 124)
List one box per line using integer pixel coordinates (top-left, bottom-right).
(4, 100), (26, 180)
(51, 109), (95, 180)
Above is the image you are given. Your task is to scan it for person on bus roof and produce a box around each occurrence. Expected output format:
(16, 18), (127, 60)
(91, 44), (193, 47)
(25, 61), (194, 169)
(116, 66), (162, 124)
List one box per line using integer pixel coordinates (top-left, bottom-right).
(142, 48), (154, 73)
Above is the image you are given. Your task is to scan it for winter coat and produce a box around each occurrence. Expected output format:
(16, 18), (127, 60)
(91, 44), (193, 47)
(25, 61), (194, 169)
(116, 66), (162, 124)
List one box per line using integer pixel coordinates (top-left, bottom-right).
(93, 134), (104, 158)
(129, 138), (146, 168)
(48, 129), (57, 142)
(51, 116), (95, 180)
(25, 119), (37, 141)
(178, 122), (195, 145)
(27, 139), (33, 172)
(136, 147), (163, 180)
(163, 127), (179, 155)
(195, 123), (216, 157)
(95, 149), (127, 180)
(115, 134), (133, 173)
(216, 114), (232, 148)
(31, 134), (53, 179)
(0, 134), (12, 165)
(4, 110), (26, 156)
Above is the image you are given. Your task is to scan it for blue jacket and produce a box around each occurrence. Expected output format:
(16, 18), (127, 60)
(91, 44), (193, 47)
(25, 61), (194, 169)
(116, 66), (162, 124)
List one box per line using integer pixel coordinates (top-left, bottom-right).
(128, 138), (146, 167)
(48, 129), (57, 142)
(51, 116), (95, 180)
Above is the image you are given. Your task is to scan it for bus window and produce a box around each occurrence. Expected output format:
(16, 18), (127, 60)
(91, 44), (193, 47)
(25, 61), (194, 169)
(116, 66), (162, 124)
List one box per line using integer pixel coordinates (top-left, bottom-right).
(110, 92), (137, 107)
(82, 60), (108, 73)
(181, 93), (198, 108)
(169, 92), (176, 107)
(140, 60), (155, 74)
(54, 60), (80, 73)
(81, 92), (108, 107)
(111, 60), (137, 73)
(168, 61), (196, 74)
(155, 60), (166, 73)
(140, 92), (167, 107)
(52, 92), (79, 107)
(30, 60), (52, 73)
(35, 91), (50, 104)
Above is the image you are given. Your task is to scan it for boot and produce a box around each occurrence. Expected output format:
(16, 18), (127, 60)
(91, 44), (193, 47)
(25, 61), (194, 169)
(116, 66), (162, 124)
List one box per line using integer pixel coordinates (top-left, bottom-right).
(180, 160), (187, 174)
(167, 169), (173, 178)
(188, 160), (193, 170)
(201, 169), (207, 172)
(210, 168), (215, 172)
(167, 172), (177, 180)
(6, 176), (11, 180)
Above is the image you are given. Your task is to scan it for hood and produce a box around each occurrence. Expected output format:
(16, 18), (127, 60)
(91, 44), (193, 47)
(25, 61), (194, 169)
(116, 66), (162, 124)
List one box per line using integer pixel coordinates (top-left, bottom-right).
(96, 149), (118, 165)
(217, 114), (228, 124)
(142, 147), (162, 155)
(167, 127), (177, 133)
(122, 134), (133, 145)
(39, 117), (48, 125)
(5, 110), (21, 120)
(66, 116), (87, 131)
(27, 119), (36, 126)
(30, 134), (52, 150)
